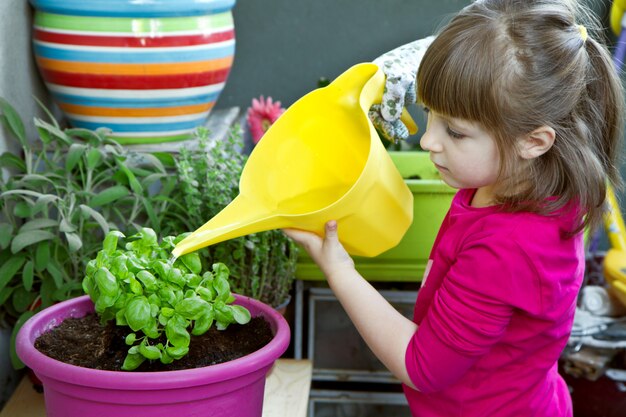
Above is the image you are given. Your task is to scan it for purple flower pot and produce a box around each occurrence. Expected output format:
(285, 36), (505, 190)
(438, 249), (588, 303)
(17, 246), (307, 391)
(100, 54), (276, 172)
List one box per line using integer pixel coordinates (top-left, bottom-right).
(16, 294), (290, 417)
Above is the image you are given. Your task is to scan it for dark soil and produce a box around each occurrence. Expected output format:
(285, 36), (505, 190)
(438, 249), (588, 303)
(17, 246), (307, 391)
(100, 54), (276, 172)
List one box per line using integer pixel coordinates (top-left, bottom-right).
(35, 314), (273, 372)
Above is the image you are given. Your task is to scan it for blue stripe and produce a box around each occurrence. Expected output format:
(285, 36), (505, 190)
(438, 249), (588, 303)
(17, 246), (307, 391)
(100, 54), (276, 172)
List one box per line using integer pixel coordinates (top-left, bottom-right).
(52, 92), (221, 107)
(29, 0), (236, 17)
(70, 118), (208, 132)
(34, 43), (234, 63)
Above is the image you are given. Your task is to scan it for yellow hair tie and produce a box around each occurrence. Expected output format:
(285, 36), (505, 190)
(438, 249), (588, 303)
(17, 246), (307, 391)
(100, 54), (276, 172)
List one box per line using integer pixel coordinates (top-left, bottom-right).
(578, 24), (588, 42)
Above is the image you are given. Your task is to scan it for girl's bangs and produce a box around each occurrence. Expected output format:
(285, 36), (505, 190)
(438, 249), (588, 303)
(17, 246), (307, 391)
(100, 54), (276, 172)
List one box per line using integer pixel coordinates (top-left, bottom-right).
(417, 30), (500, 128)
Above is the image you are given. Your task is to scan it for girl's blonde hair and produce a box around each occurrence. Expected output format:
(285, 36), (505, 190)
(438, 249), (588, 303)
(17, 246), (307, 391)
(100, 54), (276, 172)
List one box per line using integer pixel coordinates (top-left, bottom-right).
(417, 0), (624, 233)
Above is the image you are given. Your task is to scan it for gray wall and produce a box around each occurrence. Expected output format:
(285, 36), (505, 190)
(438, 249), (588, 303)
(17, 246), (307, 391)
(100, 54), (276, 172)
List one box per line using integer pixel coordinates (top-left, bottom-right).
(217, 0), (610, 110)
(0, 0), (49, 170)
(217, 0), (468, 110)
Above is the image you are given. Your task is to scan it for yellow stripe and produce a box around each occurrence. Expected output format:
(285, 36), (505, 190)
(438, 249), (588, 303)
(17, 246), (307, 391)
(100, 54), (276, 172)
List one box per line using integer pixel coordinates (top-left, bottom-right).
(36, 57), (233, 75)
(59, 102), (215, 117)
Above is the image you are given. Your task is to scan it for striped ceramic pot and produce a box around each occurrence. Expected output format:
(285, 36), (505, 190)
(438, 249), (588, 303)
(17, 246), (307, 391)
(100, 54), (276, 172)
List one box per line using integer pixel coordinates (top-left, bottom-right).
(29, 0), (236, 144)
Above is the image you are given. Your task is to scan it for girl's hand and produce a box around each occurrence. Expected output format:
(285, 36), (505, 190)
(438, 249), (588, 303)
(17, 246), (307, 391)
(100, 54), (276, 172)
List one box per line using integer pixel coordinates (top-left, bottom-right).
(283, 220), (355, 278)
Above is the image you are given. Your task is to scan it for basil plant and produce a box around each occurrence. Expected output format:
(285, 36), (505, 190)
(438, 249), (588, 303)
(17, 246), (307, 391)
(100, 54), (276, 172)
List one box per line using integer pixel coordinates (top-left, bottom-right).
(82, 228), (250, 370)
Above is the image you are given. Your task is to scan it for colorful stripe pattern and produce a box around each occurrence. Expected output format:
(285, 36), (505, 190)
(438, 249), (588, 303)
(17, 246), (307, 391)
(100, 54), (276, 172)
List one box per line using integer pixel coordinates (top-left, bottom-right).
(31, 5), (236, 144)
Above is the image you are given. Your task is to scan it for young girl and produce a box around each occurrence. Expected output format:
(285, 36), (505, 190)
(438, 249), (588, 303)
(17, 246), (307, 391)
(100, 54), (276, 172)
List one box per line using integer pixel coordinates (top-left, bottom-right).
(284, 1), (624, 416)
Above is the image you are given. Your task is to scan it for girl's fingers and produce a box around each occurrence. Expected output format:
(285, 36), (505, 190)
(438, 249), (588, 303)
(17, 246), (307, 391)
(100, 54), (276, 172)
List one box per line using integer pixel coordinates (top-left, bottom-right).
(282, 228), (320, 247)
(324, 220), (338, 241)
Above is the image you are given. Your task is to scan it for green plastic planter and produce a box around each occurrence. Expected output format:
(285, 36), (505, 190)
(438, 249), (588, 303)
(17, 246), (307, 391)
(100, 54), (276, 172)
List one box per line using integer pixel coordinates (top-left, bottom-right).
(295, 151), (455, 282)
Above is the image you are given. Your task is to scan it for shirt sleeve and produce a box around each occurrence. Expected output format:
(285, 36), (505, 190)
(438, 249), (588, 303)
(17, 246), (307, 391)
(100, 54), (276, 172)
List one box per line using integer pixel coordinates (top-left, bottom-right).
(405, 235), (540, 393)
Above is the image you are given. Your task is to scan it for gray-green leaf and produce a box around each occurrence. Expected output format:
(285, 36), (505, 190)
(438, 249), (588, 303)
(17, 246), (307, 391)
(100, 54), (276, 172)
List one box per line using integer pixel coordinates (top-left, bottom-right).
(65, 143), (87, 171)
(11, 230), (56, 254)
(22, 261), (34, 292)
(35, 241), (50, 272)
(90, 186), (130, 207)
(0, 256), (26, 293)
(0, 223), (13, 249)
(64, 232), (82, 252)
(18, 219), (58, 233)
(0, 97), (27, 147)
(79, 204), (110, 234)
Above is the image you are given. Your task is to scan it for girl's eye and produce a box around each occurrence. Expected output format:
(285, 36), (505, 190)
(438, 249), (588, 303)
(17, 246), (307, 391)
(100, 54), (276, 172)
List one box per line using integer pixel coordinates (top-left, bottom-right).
(446, 127), (465, 139)
(422, 107), (430, 114)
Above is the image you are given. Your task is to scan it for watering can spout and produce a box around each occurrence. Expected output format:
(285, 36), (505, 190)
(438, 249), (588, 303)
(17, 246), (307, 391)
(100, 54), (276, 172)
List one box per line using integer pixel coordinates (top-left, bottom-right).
(173, 62), (415, 258)
(171, 195), (278, 259)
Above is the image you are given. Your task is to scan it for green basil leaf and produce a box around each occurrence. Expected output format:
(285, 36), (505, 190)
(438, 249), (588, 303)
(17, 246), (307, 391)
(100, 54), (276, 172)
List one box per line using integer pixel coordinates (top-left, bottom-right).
(129, 277), (143, 295)
(103, 230), (125, 254)
(122, 352), (145, 371)
(136, 270), (157, 291)
(82, 274), (95, 297)
(125, 333), (136, 345)
(197, 286), (216, 302)
(167, 268), (185, 287)
(192, 309), (214, 336)
(139, 343), (161, 360)
(165, 346), (189, 360)
(142, 318), (160, 339)
(165, 315), (190, 348)
(95, 267), (119, 297)
(174, 297), (208, 320)
(125, 296), (151, 332)
(231, 305), (251, 325)
(213, 275), (231, 298)
(115, 308), (128, 326)
(181, 253), (202, 275)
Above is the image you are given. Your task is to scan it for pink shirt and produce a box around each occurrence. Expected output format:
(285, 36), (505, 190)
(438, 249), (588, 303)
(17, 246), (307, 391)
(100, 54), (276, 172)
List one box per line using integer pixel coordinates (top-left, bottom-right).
(404, 189), (583, 416)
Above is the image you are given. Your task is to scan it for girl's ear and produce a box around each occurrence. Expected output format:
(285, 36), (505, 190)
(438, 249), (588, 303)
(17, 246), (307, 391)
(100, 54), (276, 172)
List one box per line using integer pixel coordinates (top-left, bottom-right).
(518, 125), (555, 160)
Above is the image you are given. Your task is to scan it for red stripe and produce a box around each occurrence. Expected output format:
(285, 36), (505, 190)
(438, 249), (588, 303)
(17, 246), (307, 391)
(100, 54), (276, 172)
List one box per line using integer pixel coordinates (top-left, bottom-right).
(40, 68), (231, 89)
(33, 28), (234, 47)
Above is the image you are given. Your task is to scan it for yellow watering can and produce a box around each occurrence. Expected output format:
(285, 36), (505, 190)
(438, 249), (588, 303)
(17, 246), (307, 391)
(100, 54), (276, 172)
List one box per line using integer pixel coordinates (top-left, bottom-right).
(172, 63), (415, 259)
(602, 185), (626, 307)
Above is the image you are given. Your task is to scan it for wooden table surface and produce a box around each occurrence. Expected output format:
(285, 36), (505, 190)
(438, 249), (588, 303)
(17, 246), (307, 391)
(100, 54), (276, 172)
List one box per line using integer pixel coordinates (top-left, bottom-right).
(0, 359), (312, 417)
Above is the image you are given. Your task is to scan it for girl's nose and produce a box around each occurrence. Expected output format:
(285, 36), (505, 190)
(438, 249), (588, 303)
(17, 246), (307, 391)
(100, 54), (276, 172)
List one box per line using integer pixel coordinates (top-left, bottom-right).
(419, 127), (441, 152)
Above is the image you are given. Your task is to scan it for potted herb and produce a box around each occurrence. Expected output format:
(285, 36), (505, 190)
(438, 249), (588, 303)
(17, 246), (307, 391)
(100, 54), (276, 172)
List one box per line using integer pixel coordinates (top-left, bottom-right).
(0, 98), (167, 369)
(16, 228), (290, 417)
(158, 127), (299, 309)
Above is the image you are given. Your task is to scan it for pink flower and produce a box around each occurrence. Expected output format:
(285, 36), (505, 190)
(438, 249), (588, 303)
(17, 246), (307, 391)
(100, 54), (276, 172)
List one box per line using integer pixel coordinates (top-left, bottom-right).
(246, 95), (285, 144)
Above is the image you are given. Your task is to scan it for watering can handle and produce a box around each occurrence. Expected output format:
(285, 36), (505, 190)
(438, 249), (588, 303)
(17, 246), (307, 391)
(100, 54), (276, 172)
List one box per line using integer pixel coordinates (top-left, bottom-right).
(400, 108), (418, 135)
